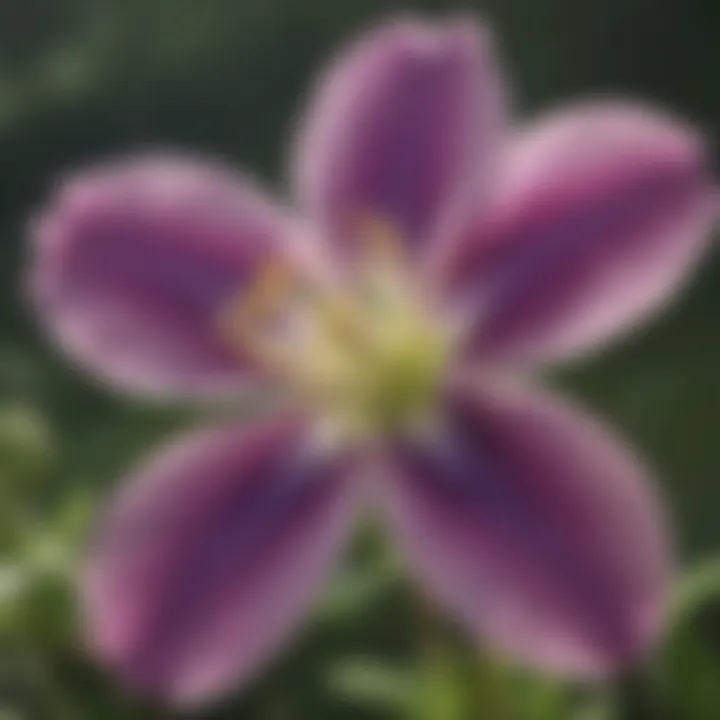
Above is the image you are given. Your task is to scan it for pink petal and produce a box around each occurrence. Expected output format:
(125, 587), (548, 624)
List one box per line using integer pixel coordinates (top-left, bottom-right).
(83, 415), (359, 705)
(29, 155), (292, 397)
(440, 101), (715, 366)
(378, 382), (671, 677)
(291, 16), (505, 258)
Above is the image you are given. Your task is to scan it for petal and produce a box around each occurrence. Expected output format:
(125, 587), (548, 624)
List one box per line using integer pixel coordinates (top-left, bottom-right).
(291, 16), (505, 257)
(83, 415), (358, 705)
(379, 383), (671, 677)
(441, 102), (715, 366)
(29, 155), (291, 397)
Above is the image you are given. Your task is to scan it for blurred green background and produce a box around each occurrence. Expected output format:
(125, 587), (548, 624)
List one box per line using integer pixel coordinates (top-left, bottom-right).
(0, 0), (719, 717)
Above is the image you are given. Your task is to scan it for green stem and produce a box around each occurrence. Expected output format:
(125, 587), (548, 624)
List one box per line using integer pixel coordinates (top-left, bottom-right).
(412, 597), (513, 720)
(471, 651), (513, 720)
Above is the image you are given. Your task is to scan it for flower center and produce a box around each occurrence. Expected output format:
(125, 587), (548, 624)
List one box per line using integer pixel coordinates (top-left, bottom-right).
(219, 220), (453, 439)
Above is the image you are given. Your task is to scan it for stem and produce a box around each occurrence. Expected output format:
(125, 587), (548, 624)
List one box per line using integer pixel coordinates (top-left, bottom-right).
(412, 597), (513, 720)
(471, 650), (512, 720)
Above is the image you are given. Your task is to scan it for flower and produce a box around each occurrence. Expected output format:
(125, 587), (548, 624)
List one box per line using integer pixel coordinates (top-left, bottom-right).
(28, 15), (715, 706)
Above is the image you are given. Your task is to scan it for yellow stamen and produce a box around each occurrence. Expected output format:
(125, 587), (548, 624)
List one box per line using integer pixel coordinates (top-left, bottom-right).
(216, 217), (452, 439)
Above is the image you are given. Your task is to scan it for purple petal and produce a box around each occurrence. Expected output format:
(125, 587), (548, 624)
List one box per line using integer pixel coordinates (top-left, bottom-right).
(29, 155), (291, 397)
(378, 383), (671, 676)
(291, 16), (505, 256)
(440, 102), (715, 366)
(83, 415), (359, 705)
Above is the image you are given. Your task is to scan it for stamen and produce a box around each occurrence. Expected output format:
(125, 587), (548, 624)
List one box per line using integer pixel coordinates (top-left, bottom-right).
(238, 259), (296, 328)
(215, 216), (452, 438)
(310, 295), (374, 355)
(216, 258), (298, 374)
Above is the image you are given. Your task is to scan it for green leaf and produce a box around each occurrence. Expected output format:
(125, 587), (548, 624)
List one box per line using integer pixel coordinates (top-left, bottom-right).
(0, 404), (55, 486)
(657, 560), (720, 719)
(326, 657), (415, 712)
(410, 648), (468, 720)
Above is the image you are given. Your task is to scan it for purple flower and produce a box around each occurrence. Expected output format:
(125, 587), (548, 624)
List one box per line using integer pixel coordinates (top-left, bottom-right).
(28, 15), (715, 706)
